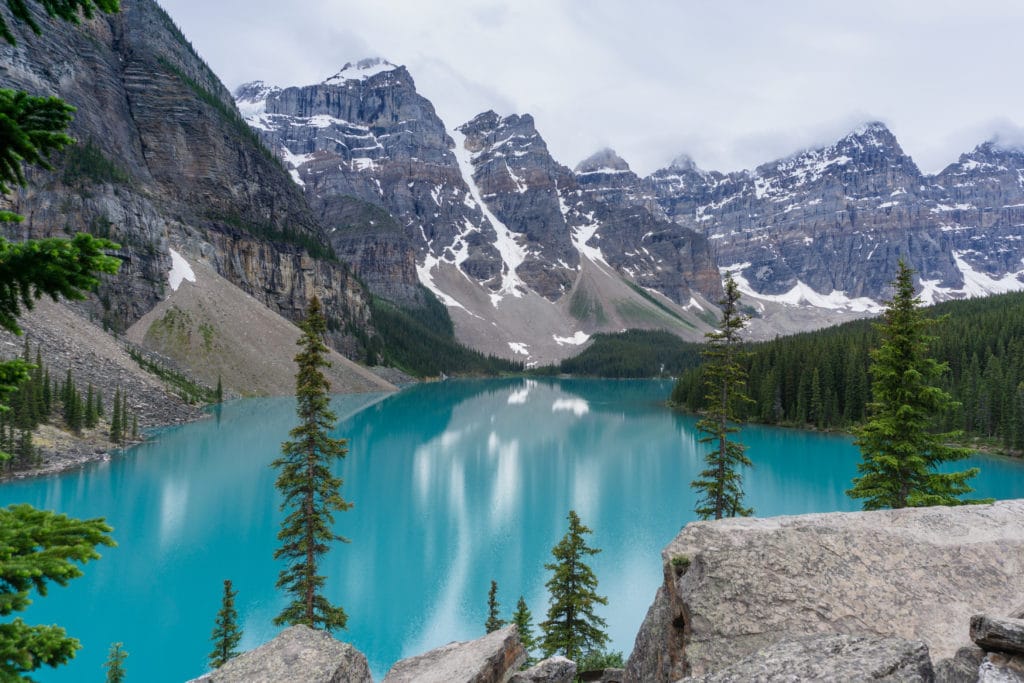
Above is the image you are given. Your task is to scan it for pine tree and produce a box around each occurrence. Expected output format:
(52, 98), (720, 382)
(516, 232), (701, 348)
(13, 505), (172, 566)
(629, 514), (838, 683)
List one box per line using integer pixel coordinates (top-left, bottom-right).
(209, 579), (243, 669)
(272, 296), (351, 632)
(84, 383), (96, 428)
(512, 596), (537, 665)
(109, 387), (122, 444)
(485, 579), (504, 633)
(0, 504), (115, 678)
(690, 275), (754, 520)
(540, 510), (608, 662)
(847, 260), (984, 509)
(103, 641), (127, 683)
(215, 375), (223, 403)
(42, 367), (51, 415)
(131, 413), (138, 439)
(96, 387), (104, 417)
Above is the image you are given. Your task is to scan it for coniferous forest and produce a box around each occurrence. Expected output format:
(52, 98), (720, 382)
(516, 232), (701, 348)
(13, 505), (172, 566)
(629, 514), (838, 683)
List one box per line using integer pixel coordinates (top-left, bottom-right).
(670, 291), (1024, 454)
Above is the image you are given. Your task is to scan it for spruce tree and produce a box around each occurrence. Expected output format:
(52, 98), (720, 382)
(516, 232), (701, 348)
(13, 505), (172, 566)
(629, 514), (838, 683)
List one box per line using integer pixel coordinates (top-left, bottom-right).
(84, 383), (96, 428)
(109, 388), (122, 444)
(691, 275), (754, 520)
(215, 375), (223, 403)
(103, 641), (127, 683)
(131, 413), (138, 439)
(512, 596), (537, 665)
(540, 510), (608, 662)
(0, 504), (115, 678)
(847, 261), (983, 509)
(96, 387), (104, 417)
(272, 296), (351, 632)
(485, 579), (504, 633)
(208, 579), (242, 669)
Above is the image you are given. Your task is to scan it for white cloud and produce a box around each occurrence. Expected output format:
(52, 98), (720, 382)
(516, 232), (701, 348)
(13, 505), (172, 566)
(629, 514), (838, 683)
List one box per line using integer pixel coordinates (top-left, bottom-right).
(161, 0), (1024, 176)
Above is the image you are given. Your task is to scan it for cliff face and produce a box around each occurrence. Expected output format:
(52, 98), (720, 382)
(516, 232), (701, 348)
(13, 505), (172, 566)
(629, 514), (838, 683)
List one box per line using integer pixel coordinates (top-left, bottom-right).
(625, 500), (1024, 682)
(650, 123), (1024, 307)
(0, 0), (372, 354)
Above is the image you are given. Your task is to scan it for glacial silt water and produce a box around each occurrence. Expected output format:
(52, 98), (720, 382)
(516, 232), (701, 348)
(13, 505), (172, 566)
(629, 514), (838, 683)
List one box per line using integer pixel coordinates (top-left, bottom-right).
(2, 378), (1021, 681)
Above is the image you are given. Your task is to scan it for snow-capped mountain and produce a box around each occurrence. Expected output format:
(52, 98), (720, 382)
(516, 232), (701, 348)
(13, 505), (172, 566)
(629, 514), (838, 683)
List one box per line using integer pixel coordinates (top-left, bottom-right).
(650, 123), (1024, 320)
(235, 61), (721, 363)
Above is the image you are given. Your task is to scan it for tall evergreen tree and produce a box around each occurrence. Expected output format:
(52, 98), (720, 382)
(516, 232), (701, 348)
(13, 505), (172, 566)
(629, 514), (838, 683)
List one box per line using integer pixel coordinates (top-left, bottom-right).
(512, 596), (537, 665)
(272, 296), (351, 632)
(84, 383), (96, 428)
(109, 387), (122, 444)
(103, 641), (127, 683)
(485, 579), (504, 633)
(208, 579), (242, 669)
(540, 510), (608, 662)
(847, 260), (983, 509)
(0, 504), (114, 678)
(690, 275), (754, 520)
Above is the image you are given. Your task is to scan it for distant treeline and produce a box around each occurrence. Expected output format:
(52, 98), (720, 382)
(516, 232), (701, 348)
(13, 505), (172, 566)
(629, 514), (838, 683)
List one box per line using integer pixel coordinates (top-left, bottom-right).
(671, 291), (1024, 453)
(532, 329), (704, 378)
(367, 290), (523, 377)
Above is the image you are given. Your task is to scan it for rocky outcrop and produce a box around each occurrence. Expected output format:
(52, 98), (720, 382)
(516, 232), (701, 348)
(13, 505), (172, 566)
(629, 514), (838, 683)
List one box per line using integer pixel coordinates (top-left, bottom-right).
(972, 616), (1024, 656)
(187, 625), (371, 683)
(1, 0), (375, 356)
(508, 656), (576, 683)
(650, 123), (1024, 307)
(682, 633), (934, 682)
(978, 652), (1024, 682)
(383, 625), (526, 683)
(625, 500), (1024, 683)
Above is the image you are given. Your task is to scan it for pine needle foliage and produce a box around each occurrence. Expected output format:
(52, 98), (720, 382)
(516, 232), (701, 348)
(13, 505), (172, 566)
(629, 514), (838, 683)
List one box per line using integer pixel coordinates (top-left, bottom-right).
(847, 261), (985, 509)
(540, 510), (608, 663)
(0, 504), (114, 678)
(512, 596), (537, 665)
(103, 641), (127, 683)
(485, 579), (504, 633)
(0, 0), (120, 46)
(272, 296), (351, 633)
(691, 275), (754, 520)
(208, 579), (242, 669)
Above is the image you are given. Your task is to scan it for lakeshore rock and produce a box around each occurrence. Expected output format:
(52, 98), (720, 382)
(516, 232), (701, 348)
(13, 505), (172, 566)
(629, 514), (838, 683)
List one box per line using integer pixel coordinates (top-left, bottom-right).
(625, 500), (1024, 682)
(187, 625), (371, 683)
(978, 652), (1024, 682)
(508, 655), (576, 683)
(972, 616), (1024, 656)
(383, 625), (526, 683)
(681, 633), (934, 682)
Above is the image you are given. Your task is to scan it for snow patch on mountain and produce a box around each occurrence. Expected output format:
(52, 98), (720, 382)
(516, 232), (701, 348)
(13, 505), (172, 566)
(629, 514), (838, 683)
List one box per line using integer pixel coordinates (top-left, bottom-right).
(323, 58), (398, 85)
(168, 249), (196, 292)
(721, 263), (883, 313)
(450, 129), (526, 305)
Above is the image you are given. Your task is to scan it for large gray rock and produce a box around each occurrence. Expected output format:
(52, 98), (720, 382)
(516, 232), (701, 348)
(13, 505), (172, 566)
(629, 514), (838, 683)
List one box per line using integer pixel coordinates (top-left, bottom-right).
(978, 652), (1024, 682)
(383, 625), (527, 683)
(935, 646), (986, 683)
(682, 633), (934, 682)
(972, 616), (1024, 655)
(508, 655), (576, 682)
(188, 625), (371, 683)
(626, 500), (1024, 683)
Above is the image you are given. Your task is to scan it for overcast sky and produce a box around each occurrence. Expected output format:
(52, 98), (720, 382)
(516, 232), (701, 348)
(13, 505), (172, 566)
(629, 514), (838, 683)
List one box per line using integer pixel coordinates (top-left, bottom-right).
(160, 0), (1024, 176)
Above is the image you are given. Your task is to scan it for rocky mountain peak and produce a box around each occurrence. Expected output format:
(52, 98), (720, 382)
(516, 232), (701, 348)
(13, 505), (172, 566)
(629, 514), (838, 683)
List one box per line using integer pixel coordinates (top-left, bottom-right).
(322, 58), (401, 85)
(233, 80), (281, 117)
(667, 154), (700, 172)
(575, 148), (631, 174)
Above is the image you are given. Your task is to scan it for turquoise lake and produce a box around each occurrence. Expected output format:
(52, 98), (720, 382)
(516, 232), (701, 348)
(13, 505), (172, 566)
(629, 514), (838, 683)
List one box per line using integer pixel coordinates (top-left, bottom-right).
(2, 378), (1023, 681)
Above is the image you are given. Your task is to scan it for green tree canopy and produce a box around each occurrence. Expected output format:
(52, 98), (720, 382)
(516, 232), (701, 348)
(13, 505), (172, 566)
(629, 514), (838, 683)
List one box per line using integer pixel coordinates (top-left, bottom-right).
(847, 260), (984, 509)
(539, 510), (608, 663)
(272, 296), (351, 632)
(484, 579), (504, 634)
(208, 579), (242, 669)
(690, 274), (753, 520)
(511, 596), (537, 665)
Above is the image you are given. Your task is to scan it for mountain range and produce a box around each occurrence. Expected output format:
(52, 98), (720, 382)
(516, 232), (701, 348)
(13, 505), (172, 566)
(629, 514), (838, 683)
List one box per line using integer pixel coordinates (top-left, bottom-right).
(3, 0), (1023, 377)
(236, 58), (1024, 359)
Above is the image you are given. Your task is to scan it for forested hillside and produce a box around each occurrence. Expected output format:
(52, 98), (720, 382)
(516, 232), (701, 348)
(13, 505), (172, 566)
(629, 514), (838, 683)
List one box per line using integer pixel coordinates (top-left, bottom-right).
(671, 292), (1024, 454)
(532, 330), (704, 378)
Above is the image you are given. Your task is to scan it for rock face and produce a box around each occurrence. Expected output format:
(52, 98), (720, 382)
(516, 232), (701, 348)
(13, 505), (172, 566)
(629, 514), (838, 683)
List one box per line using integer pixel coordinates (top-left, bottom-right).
(1, 0), (375, 357)
(625, 500), (1024, 683)
(508, 656), (576, 683)
(237, 67), (722, 364)
(650, 123), (1024, 309)
(973, 616), (1024, 656)
(188, 625), (372, 683)
(383, 625), (527, 683)
(683, 633), (934, 682)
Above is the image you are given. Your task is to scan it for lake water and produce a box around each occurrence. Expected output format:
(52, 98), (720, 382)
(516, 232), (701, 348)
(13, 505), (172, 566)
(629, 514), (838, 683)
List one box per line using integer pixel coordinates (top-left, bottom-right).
(2, 378), (1022, 681)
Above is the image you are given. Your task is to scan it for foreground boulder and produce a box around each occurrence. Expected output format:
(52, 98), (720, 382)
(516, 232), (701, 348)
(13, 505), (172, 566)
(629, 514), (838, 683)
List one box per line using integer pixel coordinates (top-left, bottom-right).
(383, 625), (526, 682)
(682, 633), (934, 682)
(509, 655), (576, 682)
(972, 615), (1024, 656)
(626, 500), (1024, 682)
(188, 624), (371, 682)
